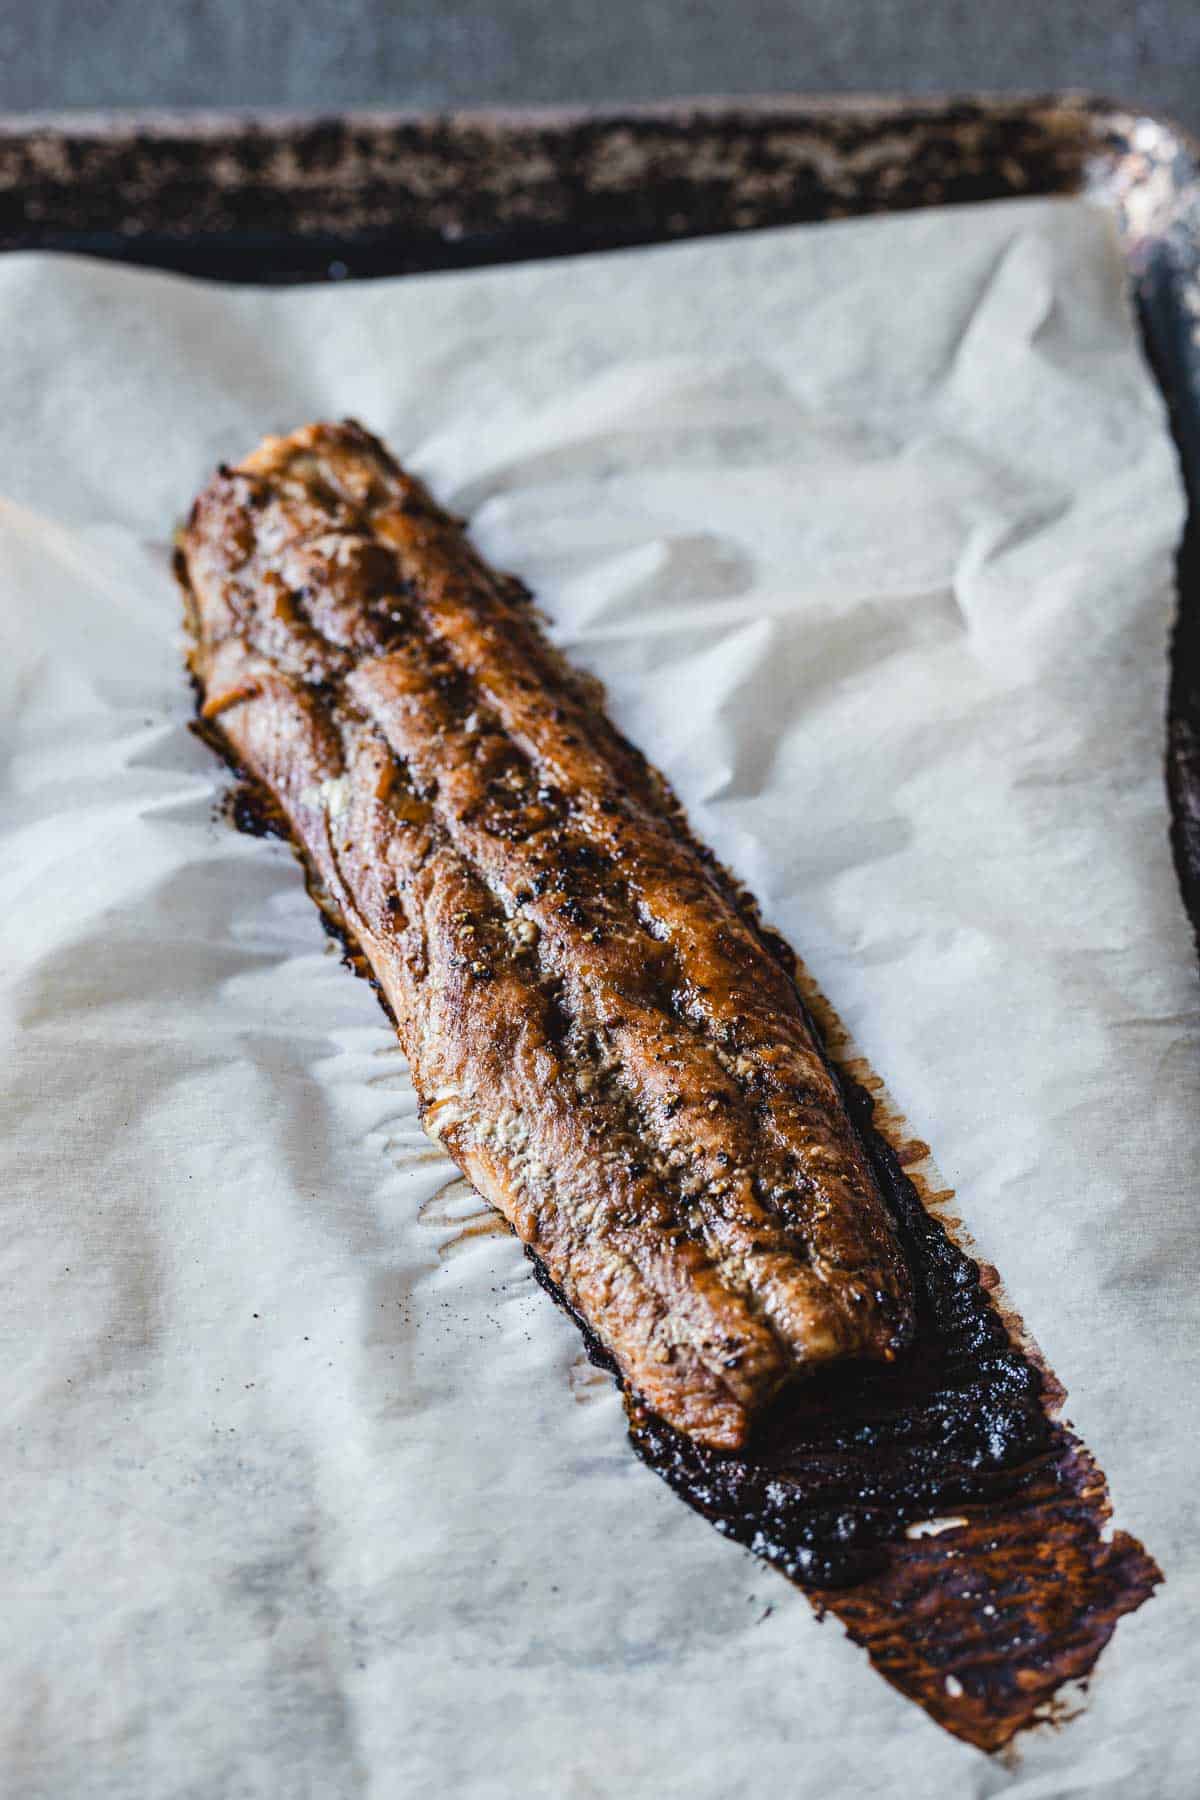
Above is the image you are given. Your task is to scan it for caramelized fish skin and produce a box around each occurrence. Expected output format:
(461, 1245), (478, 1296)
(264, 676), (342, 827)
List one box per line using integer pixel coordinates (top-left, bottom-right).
(180, 420), (913, 1449)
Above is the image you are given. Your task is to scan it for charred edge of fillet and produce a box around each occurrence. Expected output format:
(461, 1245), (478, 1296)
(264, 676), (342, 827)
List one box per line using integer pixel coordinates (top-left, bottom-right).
(524, 1242), (621, 1375)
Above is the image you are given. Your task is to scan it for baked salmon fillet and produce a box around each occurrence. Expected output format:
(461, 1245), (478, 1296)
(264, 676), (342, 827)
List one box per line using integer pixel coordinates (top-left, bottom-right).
(179, 421), (913, 1449)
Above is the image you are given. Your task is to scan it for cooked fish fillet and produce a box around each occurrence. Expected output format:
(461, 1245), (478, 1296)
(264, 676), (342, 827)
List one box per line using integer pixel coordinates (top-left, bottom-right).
(179, 420), (913, 1449)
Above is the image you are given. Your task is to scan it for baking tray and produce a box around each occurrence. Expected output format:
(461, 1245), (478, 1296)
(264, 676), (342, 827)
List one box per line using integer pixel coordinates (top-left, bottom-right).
(2, 93), (1198, 945)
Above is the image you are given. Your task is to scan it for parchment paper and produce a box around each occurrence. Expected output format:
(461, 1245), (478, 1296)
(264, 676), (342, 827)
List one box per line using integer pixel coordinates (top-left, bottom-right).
(0, 198), (1196, 1800)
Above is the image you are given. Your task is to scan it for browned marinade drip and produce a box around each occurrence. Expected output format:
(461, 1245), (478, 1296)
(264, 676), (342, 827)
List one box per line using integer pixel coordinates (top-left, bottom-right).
(180, 421), (1160, 1752)
(624, 1069), (1161, 1750)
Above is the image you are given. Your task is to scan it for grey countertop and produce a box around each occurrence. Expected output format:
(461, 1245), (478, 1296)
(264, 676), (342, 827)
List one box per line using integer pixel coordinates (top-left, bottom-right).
(0, 0), (1196, 137)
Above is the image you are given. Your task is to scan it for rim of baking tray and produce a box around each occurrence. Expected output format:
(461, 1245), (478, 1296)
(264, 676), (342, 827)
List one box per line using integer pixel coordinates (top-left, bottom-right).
(1, 90), (1198, 952)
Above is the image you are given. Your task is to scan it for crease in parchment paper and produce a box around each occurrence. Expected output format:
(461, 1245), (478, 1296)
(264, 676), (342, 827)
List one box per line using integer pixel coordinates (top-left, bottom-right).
(0, 196), (1196, 1799)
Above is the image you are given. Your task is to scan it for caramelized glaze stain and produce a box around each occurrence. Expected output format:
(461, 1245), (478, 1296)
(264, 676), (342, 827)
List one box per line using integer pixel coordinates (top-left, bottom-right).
(627, 1068), (1160, 1747)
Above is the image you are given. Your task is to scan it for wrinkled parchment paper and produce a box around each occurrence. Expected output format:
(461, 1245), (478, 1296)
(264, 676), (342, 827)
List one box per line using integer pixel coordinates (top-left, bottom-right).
(1, 198), (1197, 1799)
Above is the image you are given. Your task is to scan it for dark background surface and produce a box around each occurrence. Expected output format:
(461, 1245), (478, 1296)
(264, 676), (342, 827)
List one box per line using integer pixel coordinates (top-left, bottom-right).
(0, 1), (1196, 136)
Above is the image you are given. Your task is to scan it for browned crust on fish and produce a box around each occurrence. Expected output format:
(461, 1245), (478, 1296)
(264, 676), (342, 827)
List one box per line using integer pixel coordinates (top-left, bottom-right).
(179, 419), (913, 1449)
